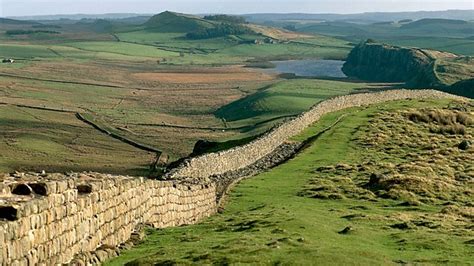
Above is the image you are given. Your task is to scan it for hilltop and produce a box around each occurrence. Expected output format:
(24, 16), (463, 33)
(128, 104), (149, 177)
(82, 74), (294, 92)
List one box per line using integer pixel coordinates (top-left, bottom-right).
(143, 11), (254, 39)
(144, 11), (217, 33)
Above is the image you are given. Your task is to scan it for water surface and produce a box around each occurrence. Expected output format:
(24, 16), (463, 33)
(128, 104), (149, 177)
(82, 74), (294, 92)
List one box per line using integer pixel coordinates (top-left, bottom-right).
(266, 59), (346, 78)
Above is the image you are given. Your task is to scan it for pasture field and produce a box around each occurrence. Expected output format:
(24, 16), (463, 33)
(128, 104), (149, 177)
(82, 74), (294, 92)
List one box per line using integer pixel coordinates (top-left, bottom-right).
(0, 14), (361, 174)
(215, 79), (382, 124)
(0, 57), (381, 172)
(379, 36), (474, 56)
(285, 19), (474, 56)
(0, 104), (156, 176)
(107, 98), (473, 265)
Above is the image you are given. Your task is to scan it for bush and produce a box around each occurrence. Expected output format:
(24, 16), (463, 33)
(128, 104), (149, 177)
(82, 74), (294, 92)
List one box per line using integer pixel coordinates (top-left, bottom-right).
(203, 15), (246, 24)
(186, 23), (253, 39)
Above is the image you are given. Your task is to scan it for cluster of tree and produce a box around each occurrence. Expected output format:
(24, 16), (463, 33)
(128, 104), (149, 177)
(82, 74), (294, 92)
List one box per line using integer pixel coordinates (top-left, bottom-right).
(203, 15), (246, 24)
(6, 30), (60, 35)
(32, 24), (62, 29)
(186, 23), (252, 39)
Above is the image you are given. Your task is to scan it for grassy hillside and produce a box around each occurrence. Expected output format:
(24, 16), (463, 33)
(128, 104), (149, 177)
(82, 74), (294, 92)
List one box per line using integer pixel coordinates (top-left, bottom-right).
(215, 79), (374, 124)
(107, 98), (473, 265)
(144, 11), (216, 33)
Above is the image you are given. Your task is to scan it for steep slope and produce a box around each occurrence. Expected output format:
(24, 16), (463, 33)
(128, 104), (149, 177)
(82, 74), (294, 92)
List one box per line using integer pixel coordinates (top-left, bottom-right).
(144, 11), (216, 33)
(342, 41), (473, 96)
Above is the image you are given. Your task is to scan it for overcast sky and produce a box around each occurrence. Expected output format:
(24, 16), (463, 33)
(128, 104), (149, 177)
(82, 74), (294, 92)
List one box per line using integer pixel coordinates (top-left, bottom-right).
(1, 0), (473, 17)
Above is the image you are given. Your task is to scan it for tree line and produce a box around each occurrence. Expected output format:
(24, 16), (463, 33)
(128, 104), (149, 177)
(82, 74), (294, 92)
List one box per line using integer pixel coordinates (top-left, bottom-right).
(186, 23), (252, 39)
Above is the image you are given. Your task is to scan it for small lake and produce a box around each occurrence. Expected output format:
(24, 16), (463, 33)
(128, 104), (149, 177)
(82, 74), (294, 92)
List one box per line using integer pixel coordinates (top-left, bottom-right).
(265, 59), (347, 78)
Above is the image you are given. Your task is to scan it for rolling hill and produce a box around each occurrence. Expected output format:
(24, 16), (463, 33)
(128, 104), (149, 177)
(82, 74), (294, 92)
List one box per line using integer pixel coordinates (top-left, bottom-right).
(144, 11), (216, 33)
(0, 18), (40, 25)
(400, 18), (474, 36)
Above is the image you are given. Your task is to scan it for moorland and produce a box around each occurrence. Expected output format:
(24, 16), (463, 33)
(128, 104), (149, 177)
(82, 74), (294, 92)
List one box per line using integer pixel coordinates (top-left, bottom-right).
(1, 9), (473, 264)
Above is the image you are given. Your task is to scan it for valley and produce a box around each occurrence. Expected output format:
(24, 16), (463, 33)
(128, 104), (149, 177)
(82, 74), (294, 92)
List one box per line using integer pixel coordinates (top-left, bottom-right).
(0, 7), (473, 265)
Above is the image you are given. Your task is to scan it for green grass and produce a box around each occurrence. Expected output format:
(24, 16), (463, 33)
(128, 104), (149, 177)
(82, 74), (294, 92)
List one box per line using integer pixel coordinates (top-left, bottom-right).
(218, 43), (349, 60)
(0, 105), (155, 175)
(381, 36), (474, 56)
(295, 20), (474, 56)
(0, 44), (60, 59)
(216, 79), (375, 124)
(106, 98), (473, 265)
(64, 41), (178, 58)
(144, 11), (217, 33)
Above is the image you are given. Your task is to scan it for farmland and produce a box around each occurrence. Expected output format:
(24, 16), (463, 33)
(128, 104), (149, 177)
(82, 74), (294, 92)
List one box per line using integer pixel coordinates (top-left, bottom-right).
(0, 12), (361, 174)
(1, 8), (473, 266)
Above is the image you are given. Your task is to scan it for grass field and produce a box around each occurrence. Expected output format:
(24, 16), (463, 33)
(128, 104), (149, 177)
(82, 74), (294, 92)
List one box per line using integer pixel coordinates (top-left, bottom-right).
(0, 105), (156, 175)
(107, 98), (473, 265)
(0, 62), (276, 168)
(216, 79), (380, 124)
(0, 18), (377, 174)
(380, 36), (474, 56)
(288, 19), (474, 56)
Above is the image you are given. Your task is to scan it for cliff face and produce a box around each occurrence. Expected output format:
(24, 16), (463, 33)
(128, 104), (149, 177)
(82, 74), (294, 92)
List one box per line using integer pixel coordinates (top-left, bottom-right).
(342, 42), (454, 87)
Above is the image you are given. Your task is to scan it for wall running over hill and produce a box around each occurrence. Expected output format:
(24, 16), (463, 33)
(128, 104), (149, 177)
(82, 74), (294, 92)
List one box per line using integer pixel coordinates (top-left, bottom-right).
(165, 89), (463, 181)
(0, 89), (464, 266)
(0, 173), (216, 265)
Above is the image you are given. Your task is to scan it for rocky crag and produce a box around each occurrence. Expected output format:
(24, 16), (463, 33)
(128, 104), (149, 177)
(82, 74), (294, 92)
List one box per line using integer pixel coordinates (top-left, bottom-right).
(342, 41), (474, 98)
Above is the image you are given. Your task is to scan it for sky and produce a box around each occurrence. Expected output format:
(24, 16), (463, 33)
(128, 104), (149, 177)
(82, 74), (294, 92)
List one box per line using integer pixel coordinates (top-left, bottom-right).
(1, 0), (473, 17)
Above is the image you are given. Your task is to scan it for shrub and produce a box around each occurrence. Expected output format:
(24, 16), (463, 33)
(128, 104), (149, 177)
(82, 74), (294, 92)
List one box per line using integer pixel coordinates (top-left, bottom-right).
(186, 23), (253, 39)
(203, 15), (246, 24)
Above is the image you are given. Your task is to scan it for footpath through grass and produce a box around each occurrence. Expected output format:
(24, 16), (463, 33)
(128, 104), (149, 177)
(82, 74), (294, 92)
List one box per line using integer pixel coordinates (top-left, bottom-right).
(107, 98), (472, 265)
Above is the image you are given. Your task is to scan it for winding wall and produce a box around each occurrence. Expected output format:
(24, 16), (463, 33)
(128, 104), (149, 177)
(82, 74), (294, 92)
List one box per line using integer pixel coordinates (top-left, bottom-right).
(0, 89), (465, 266)
(165, 89), (464, 181)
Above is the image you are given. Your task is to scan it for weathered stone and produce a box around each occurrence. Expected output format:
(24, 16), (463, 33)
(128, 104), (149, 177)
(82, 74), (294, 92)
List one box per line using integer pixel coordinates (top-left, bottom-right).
(0, 90), (464, 265)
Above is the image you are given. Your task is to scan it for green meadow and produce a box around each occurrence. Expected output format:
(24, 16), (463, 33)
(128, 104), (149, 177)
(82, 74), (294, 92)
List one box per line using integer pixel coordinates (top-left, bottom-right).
(107, 98), (473, 265)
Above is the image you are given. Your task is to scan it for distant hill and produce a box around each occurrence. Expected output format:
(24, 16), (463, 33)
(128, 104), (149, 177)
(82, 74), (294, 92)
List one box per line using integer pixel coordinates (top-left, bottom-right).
(144, 11), (254, 39)
(400, 18), (474, 35)
(144, 11), (216, 32)
(0, 18), (40, 25)
(76, 19), (116, 33)
(8, 13), (153, 21)
(245, 10), (474, 23)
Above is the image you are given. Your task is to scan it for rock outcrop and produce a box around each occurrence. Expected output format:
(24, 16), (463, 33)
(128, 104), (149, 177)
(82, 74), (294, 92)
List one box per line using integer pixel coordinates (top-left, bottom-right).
(341, 41), (474, 97)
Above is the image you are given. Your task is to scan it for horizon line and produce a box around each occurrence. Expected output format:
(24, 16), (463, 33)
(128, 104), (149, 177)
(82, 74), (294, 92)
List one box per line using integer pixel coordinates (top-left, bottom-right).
(5, 8), (473, 19)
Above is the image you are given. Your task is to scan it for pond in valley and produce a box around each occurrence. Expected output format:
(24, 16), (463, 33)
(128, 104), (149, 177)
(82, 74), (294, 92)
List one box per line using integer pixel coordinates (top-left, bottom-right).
(265, 59), (347, 78)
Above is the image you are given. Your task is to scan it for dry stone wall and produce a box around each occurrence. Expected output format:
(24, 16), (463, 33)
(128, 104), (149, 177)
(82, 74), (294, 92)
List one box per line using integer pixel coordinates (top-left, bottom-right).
(0, 173), (216, 265)
(0, 89), (465, 266)
(166, 89), (465, 180)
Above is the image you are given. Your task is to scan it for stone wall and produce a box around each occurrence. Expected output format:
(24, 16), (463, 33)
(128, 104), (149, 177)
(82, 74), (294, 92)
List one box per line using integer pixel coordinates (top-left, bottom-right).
(0, 89), (465, 266)
(165, 89), (464, 181)
(0, 173), (216, 265)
